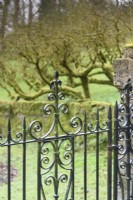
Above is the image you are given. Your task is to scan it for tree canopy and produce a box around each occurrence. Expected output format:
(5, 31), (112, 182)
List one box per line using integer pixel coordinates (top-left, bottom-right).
(0, 0), (133, 101)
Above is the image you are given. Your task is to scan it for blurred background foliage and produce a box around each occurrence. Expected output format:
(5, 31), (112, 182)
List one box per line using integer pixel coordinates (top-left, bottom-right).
(0, 0), (132, 136)
(0, 3), (132, 196)
(0, 0), (132, 101)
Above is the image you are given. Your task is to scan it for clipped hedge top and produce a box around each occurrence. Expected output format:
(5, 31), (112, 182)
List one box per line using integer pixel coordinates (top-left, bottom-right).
(0, 99), (111, 117)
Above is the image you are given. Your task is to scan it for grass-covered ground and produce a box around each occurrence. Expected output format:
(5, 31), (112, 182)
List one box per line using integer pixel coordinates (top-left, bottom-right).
(0, 75), (120, 199)
(0, 140), (108, 200)
(0, 80), (120, 103)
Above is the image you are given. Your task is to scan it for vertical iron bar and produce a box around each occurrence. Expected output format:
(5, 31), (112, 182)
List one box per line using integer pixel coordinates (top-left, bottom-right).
(126, 85), (131, 200)
(96, 109), (99, 200)
(54, 139), (59, 200)
(37, 142), (41, 200)
(131, 179), (133, 199)
(53, 72), (59, 200)
(71, 137), (75, 200)
(7, 118), (11, 200)
(84, 112), (87, 200)
(107, 106), (112, 200)
(23, 117), (26, 200)
(64, 170), (72, 200)
(113, 102), (118, 200)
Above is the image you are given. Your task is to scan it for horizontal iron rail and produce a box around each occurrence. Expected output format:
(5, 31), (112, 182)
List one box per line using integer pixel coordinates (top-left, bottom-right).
(1, 124), (132, 147)
(0, 129), (109, 147)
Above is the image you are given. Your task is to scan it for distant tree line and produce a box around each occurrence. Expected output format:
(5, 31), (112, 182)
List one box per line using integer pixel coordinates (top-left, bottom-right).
(0, 0), (133, 100)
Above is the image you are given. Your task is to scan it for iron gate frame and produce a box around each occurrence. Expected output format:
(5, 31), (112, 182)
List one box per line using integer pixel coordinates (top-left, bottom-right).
(0, 72), (133, 200)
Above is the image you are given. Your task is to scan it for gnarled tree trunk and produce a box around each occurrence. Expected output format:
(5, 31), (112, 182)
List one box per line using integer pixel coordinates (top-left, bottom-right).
(80, 76), (91, 99)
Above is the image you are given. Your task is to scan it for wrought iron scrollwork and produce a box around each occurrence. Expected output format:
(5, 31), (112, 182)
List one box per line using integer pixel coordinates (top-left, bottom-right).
(58, 139), (72, 169)
(41, 142), (55, 174)
(0, 117), (27, 146)
(28, 71), (83, 141)
(117, 79), (133, 199)
(27, 72), (81, 199)
(0, 135), (8, 146)
(2, 71), (130, 199)
(41, 138), (73, 199)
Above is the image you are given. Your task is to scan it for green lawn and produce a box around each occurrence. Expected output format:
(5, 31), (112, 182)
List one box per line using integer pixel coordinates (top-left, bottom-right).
(0, 61), (120, 103)
(90, 84), (120, 103)
(0, 68), (120, 199)
(0, 135), (109, 200)
(0, 81), (120, 104)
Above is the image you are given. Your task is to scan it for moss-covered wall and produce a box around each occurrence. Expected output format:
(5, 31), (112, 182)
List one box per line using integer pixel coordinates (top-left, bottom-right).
(0, 99), (111, 118)
(0, 100), (112, 139)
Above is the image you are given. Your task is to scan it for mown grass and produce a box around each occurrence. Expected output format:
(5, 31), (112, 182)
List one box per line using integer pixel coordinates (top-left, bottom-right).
(0, 66), (120, 104)
(0, 69), (120, 199)
(0, 138), (109, 200)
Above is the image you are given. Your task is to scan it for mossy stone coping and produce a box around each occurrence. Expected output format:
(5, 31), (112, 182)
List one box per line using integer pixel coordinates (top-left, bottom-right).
(123, 43), (133, 59)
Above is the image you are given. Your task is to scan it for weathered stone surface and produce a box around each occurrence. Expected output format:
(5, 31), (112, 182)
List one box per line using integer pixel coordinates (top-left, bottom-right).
(113, 58), (133, 89)
(123, 47), (133, 59)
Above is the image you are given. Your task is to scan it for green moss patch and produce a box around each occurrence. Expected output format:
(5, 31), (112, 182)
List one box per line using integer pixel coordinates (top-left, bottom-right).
(0, 100), (111, 143)
(123, 42), (133, 49)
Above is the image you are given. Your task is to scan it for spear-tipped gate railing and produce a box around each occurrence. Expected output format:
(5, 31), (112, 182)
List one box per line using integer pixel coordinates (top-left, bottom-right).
(0, 72), (133, 200)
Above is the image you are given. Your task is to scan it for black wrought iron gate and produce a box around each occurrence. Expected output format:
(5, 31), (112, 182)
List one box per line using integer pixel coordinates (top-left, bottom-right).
(0, 72), (133, 200)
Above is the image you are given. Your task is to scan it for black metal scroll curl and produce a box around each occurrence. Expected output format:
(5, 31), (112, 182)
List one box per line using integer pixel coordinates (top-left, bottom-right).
(41, 142), (55, 175)
(29, 120), (43, 140)
(117, 130), (128, 160)
(58, 103), (69, 114)
(43, 173), (69, 191)
(69, 116), (82, 135)
(41, 138), (73, 199)
(28, 72), (84, 199)
(41, 139), (73, 175)
(58, 174), (68, 183)
(44, 175), (55, 186)
(10, 132), (23, 143)
(117, 78), (133, 199)
(0, 117), (26, 146)
(0, 136), (8, 146)
(58, 139), (73, 170)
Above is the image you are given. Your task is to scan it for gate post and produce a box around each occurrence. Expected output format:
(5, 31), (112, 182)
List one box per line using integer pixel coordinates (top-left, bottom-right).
(113, 45), (133, 200)
(114, 44), (133, 89)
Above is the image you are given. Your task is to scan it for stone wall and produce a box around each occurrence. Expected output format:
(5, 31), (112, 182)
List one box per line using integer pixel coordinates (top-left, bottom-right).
(114, 47), (133, 89)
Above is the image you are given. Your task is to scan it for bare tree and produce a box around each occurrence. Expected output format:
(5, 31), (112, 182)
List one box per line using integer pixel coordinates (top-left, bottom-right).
(13, 0), (20, 29)
(28, 0), (33, 25)
(0, 0), (132, 100)
(0, 0), (10, 48)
